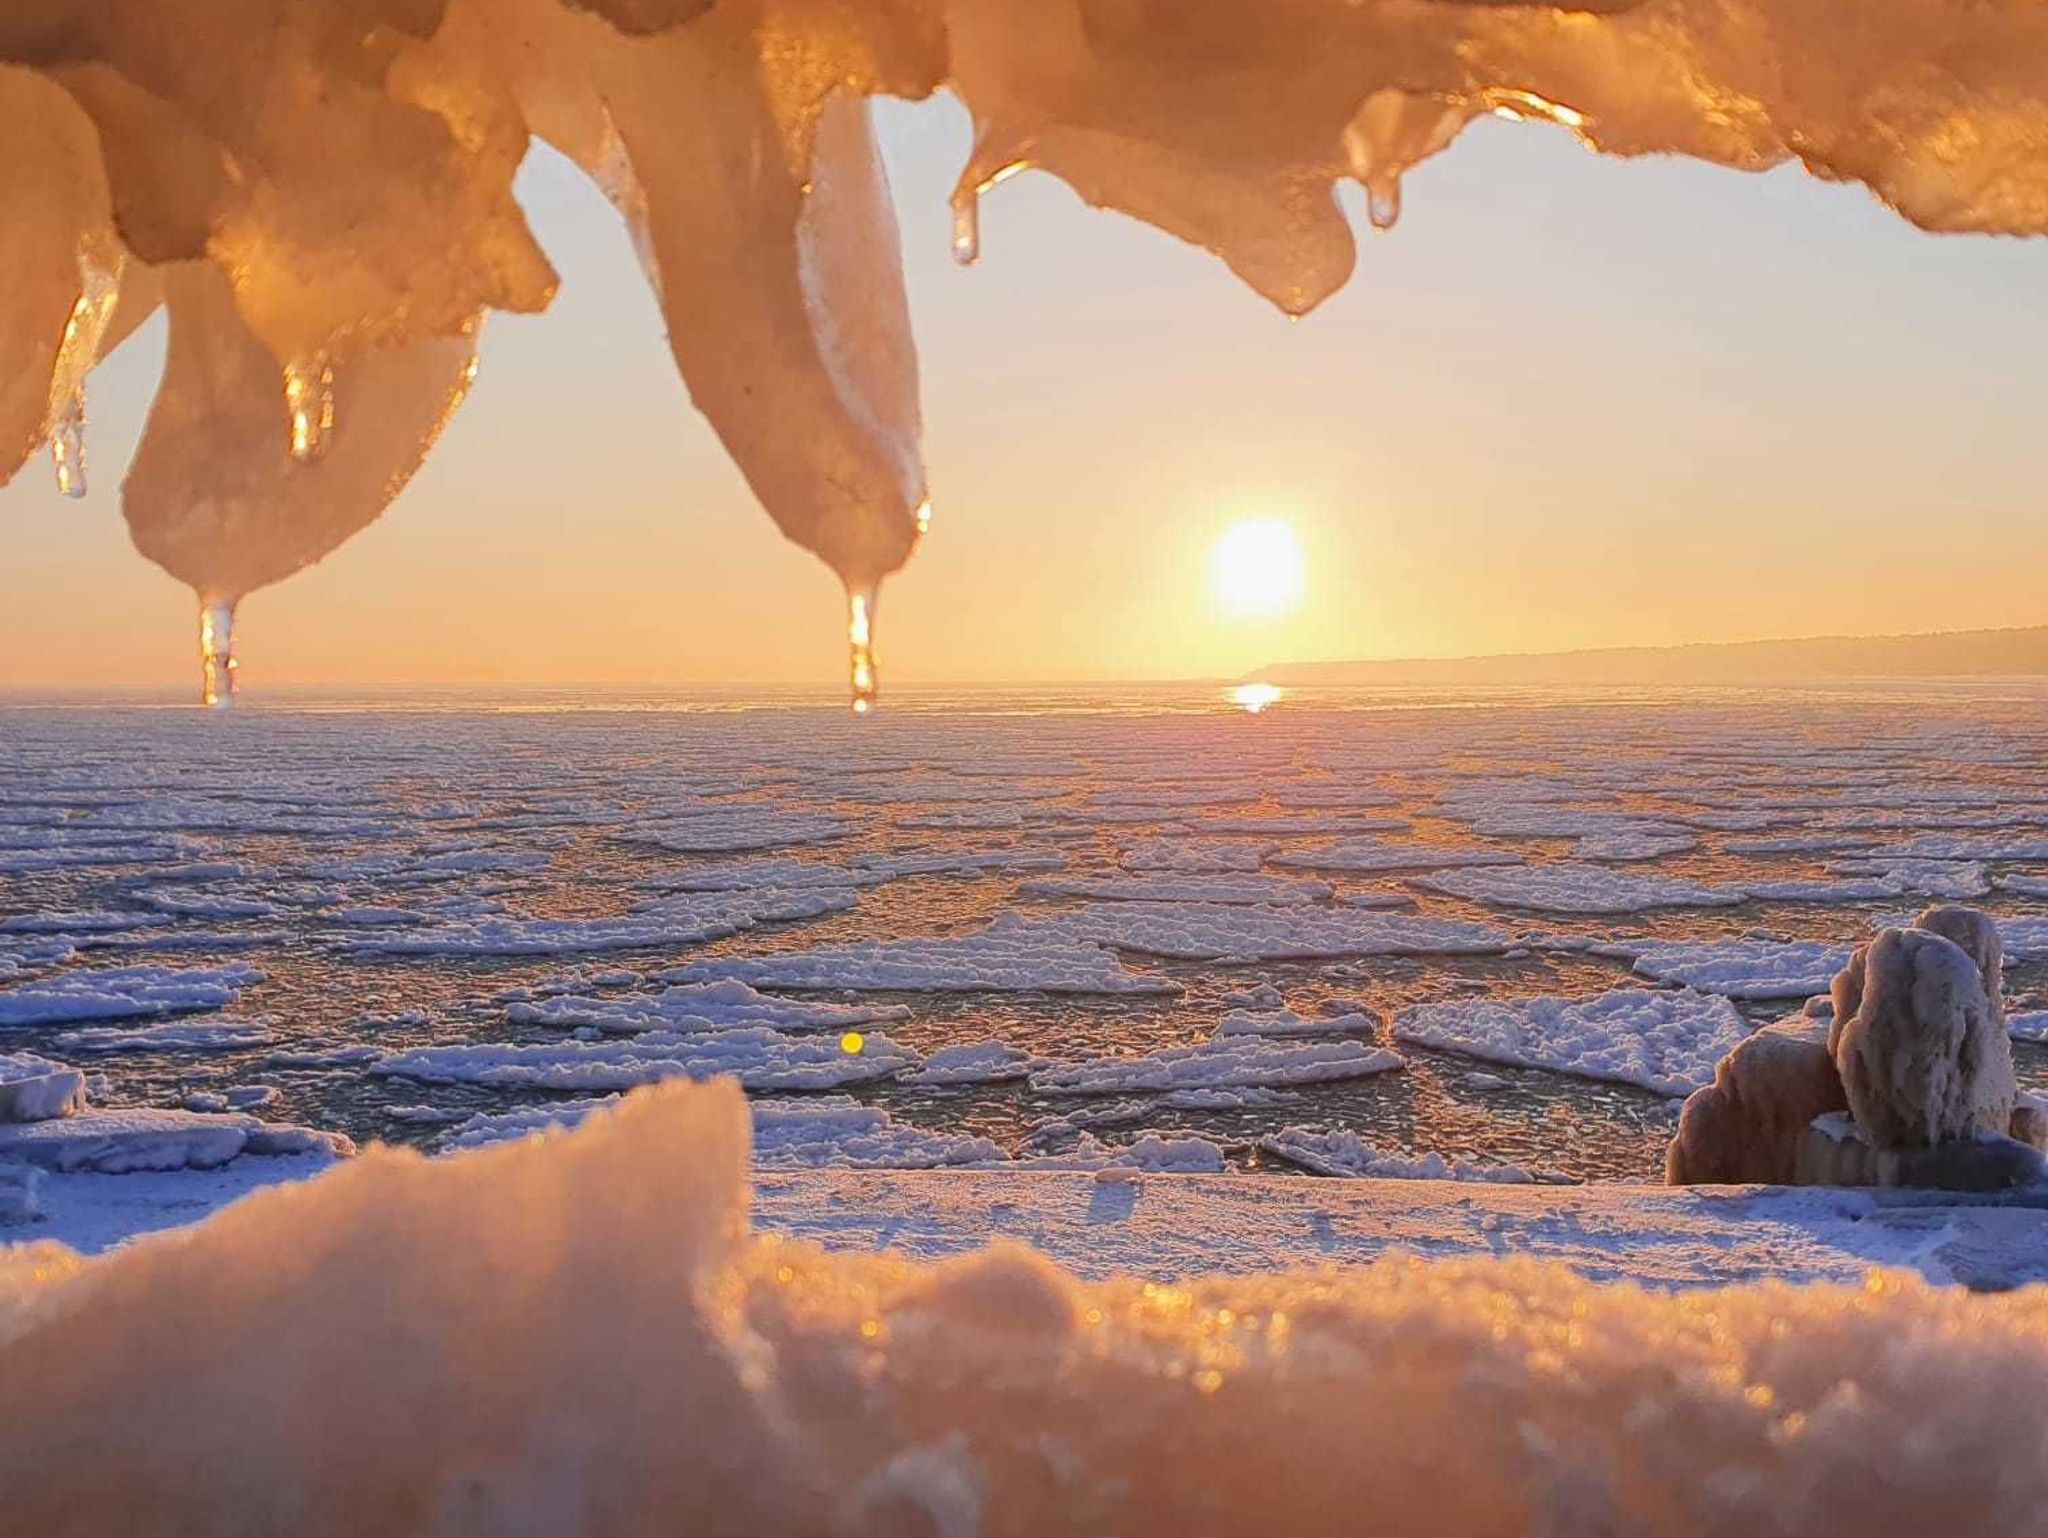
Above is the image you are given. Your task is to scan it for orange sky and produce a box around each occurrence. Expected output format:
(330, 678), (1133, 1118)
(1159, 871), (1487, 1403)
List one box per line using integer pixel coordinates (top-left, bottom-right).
(4, 97), (2047, 692)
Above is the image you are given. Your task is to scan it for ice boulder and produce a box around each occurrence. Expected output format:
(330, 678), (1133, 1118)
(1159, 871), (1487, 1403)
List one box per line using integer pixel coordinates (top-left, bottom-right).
(1664, 1020), (1847, 1186)
(0, 1052), (86, 1123)
(1794, 1114), (2045, 1193)
(1831, 925), (2015, 1151)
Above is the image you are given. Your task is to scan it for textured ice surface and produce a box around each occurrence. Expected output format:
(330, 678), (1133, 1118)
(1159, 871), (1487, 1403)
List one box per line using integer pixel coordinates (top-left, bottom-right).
(1260, 1127), (1540, 1183)
(1394, 989), (1752, 1096)
(897, 1040), (1044, 1085)
(1216, 1006), (1380, 1038)
(1119, 838), (1272, 874)
(1419, 862), (1742, 914)
(50, 1019), (274, 1054)
(622, 810), (851, 854)
(0, 1105), (348, 1174)
(505, 979), (908, 1036)
(0, 964), (262, 1026)
(1031, 1036), (1403, 1095)
(12, 1084), (2048, 1537)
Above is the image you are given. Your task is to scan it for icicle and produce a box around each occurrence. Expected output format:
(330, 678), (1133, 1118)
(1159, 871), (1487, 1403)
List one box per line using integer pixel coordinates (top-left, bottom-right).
(44, 240), (123, 498)
(199, 600), (238, 709)
(48, 390), (86, 499)
(847, 584), (879, 716)
(1366, 175), (1402, 232)
(284, 354), (335, 462)
(950, 190), (981, 267)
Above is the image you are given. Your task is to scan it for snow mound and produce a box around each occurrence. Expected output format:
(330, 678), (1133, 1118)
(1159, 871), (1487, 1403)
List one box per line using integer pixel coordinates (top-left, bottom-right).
(1418, 862), (1742, 915)
(8, 1082), (2048, 1535)
(1394, 989), (1751, 1096)
(1031, 1036), (1403, 1096)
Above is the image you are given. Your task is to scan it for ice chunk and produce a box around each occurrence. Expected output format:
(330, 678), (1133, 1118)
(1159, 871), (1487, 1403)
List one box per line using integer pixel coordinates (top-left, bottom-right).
(1019, 873), (1333, 905)
(0, 1053), (86, 1124)
(508, 979), (909, 1035)
(50, 1019), (274, 1054)
(1394, 988), (1752, 1096)
(1030, 904), (1514, 962)
(1119, 839), (1272, 874)
(898, 1040), (1045, 1086)
(1216, 1006), (1380, 1038)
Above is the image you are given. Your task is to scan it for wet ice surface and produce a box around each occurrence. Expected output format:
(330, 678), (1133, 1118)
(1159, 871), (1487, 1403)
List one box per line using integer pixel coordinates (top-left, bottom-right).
(4, 681), (2048, 1185)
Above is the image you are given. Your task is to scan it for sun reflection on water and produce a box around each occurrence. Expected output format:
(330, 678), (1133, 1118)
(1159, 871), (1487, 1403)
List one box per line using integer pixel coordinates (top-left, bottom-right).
(1230, 682), (1283, 713)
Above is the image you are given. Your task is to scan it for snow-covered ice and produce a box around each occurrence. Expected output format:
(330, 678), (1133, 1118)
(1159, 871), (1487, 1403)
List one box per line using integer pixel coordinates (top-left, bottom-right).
(1259, 1126), (1542, 1183)
(1393, 989), (1752, 1096)
(1417, 862), (1742, 915)
(0, 964), (263, 1027)
(1030, 1035), (1403, 1095)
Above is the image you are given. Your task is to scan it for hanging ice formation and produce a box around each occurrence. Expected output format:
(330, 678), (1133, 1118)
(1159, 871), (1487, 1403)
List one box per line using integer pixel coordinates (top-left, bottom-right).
(0, 1), (2045, 706)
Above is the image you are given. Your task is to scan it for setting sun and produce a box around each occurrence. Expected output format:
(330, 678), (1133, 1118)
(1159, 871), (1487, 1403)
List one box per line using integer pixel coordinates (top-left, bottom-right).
(1210, 519), (1306, 620)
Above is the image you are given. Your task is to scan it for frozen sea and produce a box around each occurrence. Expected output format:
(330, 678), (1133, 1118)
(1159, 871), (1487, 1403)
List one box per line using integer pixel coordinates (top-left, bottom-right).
(5, 678), (2048, 1190)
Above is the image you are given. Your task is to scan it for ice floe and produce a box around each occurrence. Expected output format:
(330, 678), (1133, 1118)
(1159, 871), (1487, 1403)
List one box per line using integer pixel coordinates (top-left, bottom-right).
(1030, 1036), (1403, 1095)
(1418, 863), (1742, 915)
(1118, 839), (1272, 874)
(1216, 1005), (1380, 1037)
(1393, 988), (1751, 1096)
(897, 1040), (1044, 1086)
(0, 1053), (87, 1123)
(332, 890), (853, 957)
(1616, 940), (1857, 1001)
(1019, 873), (1333, 905)
(621, 810), (850, 854)
(1030, 904), (1514, 962)
(372, 1026), (920, 1093)
(1270, 837), (1521, 873)
(0, 964), (263, 1027)
(51, 1020), (276, 1054)
(505, 979), (909, 1035)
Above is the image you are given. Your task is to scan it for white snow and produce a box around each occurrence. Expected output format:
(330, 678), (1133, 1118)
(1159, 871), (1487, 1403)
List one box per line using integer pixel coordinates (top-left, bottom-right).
(0, 1107), (347, 1174)
(897, 1040), (1044, 1086)
(506, 979), (909, 1035)
(1393, 988), (1751, 1096)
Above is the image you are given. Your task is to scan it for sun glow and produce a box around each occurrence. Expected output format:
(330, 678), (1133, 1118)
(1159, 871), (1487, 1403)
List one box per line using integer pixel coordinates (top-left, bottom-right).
(1230, 682), (1284, 713)
(1210, 520), (1306, 620)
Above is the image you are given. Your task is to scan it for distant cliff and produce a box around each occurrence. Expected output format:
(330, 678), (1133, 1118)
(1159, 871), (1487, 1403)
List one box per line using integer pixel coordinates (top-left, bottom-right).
(1258, 626), (2048, 686)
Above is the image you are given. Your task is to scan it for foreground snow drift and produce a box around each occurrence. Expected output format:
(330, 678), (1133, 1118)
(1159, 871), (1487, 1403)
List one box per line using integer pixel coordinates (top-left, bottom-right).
(5, 1081), (2048, 1537)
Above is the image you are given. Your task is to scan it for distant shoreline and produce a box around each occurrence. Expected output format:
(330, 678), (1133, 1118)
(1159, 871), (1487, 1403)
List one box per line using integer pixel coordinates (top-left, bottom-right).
(1258, 625), (2048, 687)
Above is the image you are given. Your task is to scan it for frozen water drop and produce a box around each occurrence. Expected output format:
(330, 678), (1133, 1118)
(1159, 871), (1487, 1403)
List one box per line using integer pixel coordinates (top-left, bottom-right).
(199, 600), (238, 710)
(847, 584), (879, 716)
(48, 389), (86, 499)
(950, 191), (981, 267)
(284, 354), (335, 462)
(1367, 177), (1401, 232)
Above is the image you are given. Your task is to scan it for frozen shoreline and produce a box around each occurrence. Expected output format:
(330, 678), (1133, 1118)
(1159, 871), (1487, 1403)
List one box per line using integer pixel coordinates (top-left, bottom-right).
(17, 1150), (2048, 1292)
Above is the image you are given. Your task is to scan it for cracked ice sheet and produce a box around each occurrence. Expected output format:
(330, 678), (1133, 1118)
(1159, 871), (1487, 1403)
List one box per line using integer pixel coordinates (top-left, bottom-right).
(664, 919), (1177, 995)
(330, 889), (853, 957)
(0, 964), (264, 1027)
(1030, 1036), (1403, 1095)
(1417, 862), (1742, 915)
(1393, 989), (1752, 1097)
(372, 1026), (919, 1094)
(1269, 837), (1521, 874)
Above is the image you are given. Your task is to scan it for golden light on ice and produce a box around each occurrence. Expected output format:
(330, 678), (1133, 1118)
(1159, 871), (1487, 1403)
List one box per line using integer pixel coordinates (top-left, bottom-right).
(1210, 520), (1306, 619)
(1230, 682), (1284, 713)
